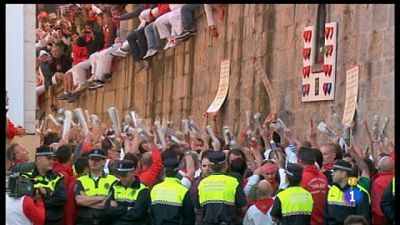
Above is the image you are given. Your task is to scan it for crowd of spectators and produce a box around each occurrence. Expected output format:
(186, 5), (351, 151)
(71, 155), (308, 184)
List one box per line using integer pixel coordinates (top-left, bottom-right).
(6, 106), (395, 225)
(35, 4), (225, 115)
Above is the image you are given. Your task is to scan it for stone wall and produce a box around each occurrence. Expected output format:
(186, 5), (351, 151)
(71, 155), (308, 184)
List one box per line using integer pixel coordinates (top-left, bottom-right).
(51, 4), (394, 145)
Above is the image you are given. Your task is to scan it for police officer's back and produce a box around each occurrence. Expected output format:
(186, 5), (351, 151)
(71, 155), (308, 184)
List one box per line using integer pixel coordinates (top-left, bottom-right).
(270, 163), (314, 225)
(196, 151), (247, 225)
(103, 159), (151, 225)
(27, 146), (67, 225)
(151, 158), (195, 225)
(74, 149), (118, 225)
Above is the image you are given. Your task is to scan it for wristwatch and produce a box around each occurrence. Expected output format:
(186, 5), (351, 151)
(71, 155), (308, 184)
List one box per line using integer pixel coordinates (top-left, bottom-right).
(185, 151), (191, 156)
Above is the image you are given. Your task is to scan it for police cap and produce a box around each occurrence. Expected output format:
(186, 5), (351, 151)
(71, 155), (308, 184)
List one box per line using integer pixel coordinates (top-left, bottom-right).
(89, 149), (107, 159)
(36, 146), (55, 157)
(208, 151), (226, 165)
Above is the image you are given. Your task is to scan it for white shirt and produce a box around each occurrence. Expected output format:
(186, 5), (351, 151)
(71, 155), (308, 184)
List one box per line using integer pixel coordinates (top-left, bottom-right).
(6, 195), (32, 225)
(243, 204), (275, 225)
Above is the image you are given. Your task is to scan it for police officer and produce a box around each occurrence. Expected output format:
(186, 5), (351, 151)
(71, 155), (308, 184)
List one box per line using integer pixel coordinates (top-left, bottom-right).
(27, 146), (67, 225)
(270, 163), (314, 225)
(325, 159), (371, 225)
(196, 151), (247, 225)
(103, 159), (151, 225)
(150, 158), (196, 225)
(74, 149), (118, 225)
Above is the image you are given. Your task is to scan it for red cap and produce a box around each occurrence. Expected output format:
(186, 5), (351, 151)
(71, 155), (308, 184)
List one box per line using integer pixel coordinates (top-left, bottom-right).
(37, 11), (48, 20)
(82, 143), (93, 151)
(260, 163), (278, 174)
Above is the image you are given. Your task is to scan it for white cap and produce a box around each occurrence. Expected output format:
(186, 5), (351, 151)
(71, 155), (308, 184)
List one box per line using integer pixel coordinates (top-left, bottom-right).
(39, 50), (50, 57)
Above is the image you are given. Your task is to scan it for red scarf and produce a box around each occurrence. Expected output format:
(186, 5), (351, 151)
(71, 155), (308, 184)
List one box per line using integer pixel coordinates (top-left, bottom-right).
(255, 197), (275, 214)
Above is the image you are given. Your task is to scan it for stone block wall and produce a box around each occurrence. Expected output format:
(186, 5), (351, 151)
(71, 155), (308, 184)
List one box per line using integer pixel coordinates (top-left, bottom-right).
(51, 4), (394, 145)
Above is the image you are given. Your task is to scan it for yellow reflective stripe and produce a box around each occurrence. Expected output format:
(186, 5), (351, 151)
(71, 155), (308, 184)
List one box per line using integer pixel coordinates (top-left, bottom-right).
(28, 171), (63, 191)
(151, 177), (188, 206)
(198, 174), (238, 205)
(277, 186), (313, 215)
(78, 174), (117, 196)
(356, 184), (370, 203)
(113, 183), (147, 202)
(392, 177), (395, 195)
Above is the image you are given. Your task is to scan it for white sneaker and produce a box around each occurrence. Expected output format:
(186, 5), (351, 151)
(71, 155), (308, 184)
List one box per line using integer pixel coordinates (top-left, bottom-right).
(143, 49), (158, 59)
(163, 41), (172, 50)
(111, 49), (129, 57)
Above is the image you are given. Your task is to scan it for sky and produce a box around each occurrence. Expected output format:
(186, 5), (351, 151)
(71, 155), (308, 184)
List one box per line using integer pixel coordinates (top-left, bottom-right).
(6, 4), (24, 125)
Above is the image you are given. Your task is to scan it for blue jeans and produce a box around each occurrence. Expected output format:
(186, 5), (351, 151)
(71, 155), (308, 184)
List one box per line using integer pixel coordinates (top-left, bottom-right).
(181, 4), (202, 31)
(144, 23), (161, 50)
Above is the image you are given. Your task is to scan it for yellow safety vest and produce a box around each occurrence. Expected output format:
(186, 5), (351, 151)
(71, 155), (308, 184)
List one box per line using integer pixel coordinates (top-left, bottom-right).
(113, 182), (148, 202)
(327, 184), (370, 207)
(276, 186), (313, 216)
(198, 174), (238, 206)
(78, 173), (117, 197)
(151, 177), (188, 206)
(26, 171), (63, 192)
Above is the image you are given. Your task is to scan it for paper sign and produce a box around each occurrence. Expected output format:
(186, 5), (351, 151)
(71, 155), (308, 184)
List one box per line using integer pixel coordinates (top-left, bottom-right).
(207, 60), (230, 113)
(342, 66), (359, 125)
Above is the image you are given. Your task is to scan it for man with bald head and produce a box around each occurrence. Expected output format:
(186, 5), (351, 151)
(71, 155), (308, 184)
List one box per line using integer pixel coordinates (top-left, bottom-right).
(370, 155), (394, 225)
(243, 180), (275, 225)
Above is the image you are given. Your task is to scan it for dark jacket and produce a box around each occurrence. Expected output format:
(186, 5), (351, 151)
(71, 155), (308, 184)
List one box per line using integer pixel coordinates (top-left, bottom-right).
(150, 178), (196, 225)
(30, 167), (67, 223)
(103, 177), (151, 225)
(195, 173), (247, 225)
(86, 30), (104, 55)
(51, 54), (73, 73)
(324, 183), (371, 225)
(380, 179), (395, 224)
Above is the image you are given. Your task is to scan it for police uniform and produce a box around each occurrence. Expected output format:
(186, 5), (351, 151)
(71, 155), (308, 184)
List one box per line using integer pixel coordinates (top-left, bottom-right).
(196, 151), (247, 225)
(103, 160), (151, 225)
(74, 149), (118, 225)
(325, 160), (371, 225)
(150, 158), (196, 225)
(27, 146), (67, 225)
(270, 163), (314, 225)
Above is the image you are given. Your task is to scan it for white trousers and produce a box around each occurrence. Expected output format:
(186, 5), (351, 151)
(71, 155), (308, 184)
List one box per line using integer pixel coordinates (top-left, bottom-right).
(71, 60), (91, 86)
(154, 9), (182, 39)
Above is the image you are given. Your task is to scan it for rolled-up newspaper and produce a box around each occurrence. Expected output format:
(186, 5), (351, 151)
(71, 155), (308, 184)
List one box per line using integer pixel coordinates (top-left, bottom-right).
(129, 111), (138, 128)
(108, 107), (122, 135)
(189, 119), (200, 134)
(317, 121), (337, 140)
(181, 119), (190, 135)
(48, 114), (61, 126)
(90, 115), (100, 127)
(84, 110), (91, 124)
(245, 110), (251, 127)
(62, 110), (72, 140)
(222, 126), (230, 146)
(74, 108), (89, 135)
(253, 113), (263, 132)
(154, 120), (167, 148)
(206, 125), (220, 150)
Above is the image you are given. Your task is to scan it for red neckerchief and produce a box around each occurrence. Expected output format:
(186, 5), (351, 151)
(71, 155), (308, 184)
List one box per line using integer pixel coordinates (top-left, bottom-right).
(322, 162), (334, 172)
(255, 197), (275, 214)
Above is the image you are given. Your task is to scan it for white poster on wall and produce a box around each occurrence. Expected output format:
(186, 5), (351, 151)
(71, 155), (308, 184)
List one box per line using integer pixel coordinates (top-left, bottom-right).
(342, 65), (359, 126)
(207, 60), (230, 113)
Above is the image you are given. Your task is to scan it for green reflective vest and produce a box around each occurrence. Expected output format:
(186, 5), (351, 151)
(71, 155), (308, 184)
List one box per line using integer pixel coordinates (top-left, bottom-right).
(78, 173), (117, 197)
(113, 182), (148, 202)
(198, 174), (238, 206)
(151, 177), (188, 206)
(26, 171), (63, 192)
(276, 186), (313, 217)
(327, 184), (370, 207)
